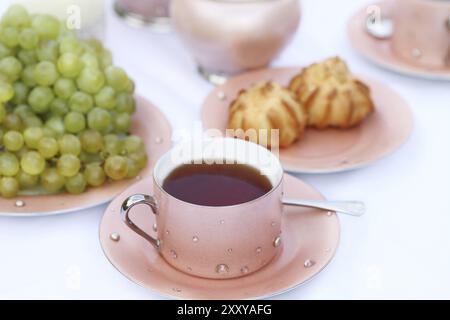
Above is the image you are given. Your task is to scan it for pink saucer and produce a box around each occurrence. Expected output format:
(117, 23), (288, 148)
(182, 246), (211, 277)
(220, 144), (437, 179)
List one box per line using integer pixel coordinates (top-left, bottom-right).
(348, 1), (450, 81)
(0, 96), (172, 217)
(201, 67), (413, 174)
(99, 174), (340, 300)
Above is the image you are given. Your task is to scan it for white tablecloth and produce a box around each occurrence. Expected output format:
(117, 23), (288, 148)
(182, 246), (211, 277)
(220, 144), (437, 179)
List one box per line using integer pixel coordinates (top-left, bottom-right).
(0, 0), (449, 300)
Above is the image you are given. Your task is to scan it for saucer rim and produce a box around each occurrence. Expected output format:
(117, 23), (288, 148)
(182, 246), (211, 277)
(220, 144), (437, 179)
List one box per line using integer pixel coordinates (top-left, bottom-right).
(98, 174), (341, 300)
(99, 239), (340, 300)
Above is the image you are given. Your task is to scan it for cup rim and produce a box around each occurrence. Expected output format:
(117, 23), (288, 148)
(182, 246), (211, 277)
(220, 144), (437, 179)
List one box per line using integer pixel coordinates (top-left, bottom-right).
(152, 137), (284, 209)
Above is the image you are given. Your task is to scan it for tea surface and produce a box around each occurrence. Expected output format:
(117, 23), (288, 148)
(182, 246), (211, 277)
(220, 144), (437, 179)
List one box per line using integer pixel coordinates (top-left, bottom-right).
(162, 163), (273, 206)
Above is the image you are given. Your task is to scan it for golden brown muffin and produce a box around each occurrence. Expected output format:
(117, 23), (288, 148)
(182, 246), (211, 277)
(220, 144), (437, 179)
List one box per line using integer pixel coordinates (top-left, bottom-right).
(289, 57), (375, 129)
(228, 81), (307, 148)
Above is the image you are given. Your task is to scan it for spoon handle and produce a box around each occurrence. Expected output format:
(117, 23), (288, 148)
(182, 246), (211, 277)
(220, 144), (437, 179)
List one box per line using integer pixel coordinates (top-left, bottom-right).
(282, 198), (365, 217)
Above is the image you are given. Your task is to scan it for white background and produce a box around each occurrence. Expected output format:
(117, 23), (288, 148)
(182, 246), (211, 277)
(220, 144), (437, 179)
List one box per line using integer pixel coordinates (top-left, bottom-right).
(0, 0), (449, 299)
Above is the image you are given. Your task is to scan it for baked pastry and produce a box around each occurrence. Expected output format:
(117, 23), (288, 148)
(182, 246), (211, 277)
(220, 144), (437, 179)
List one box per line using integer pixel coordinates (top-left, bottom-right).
(228, 82), (307, 148)
(289, 57), (375, 129)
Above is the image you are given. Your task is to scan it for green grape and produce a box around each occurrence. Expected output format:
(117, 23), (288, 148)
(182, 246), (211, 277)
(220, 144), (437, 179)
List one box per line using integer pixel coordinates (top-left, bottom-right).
(0, 104), (5, 123)
(36, 40), (58, 62)
(80, 129), (103, 154)
(69, 91), (93, 113)
(13, 104), (32, 118)
(122, 135), (144, 154)
(87, 107), (111, 132)
(3, 131), (24, 152)
(64, 111), (86, 133)
(21, 65), (37, 87)
(65, 173), (87, 194)
(17, 49), (38, 65)
(104, 134), (121, 156)
(45, 116), (65, 137)
(54, 78), (76, 99)
(58, 22), (72, 37)
(80, 151), (102, 164)
(105, 66), (129, 92)
(23, 115), (43, 128)
(103, 134), (118, 144)
(37, 137), (59, 159)
(0, 152), (20, 177)
(0, 82), (14, 102)
(114, 112), (131, 133)
(18, 28), (39, 50)
(124, 79), (135, 94)
(95, 86), (116, 110)
(126, 158), (140, 178)
(33, 61), (59, 86)
(28, 86), (54, 113)
(83, 39), (103, 53)
(0, 27), (19, 48)
(16, 171), (39, 189)
(57, 53), (82, 78)
(57, 154), (80, 177)
(2, 5), (31, 29)
(40, 168), (65, 193)
(0, 56), (23, 82)
(16, 146), (29, 159)
(42, 127), (56, 138)
(31, 14), (60, 40)
(4, 113), (23, 131)
(12, 82), (29, 104)
(0, 43), (13, 60)
(58, 134), (81, 156)
(50, 98), (69, 116)
(59, 36), (82, 55)
(23, 127), (44, 149)
(116, 93), (135, 114)
(104, 122), (114, 135)
(17, 108), (42, 128)
(128, 150), (148, 170)
(100, 49), (113, 69)
(80, 52), (100, 69)
(0, 177), (19, 198)
(104, 155), (128, 180)
(84, 163), (106, 187)
(76, 68), (105, 94)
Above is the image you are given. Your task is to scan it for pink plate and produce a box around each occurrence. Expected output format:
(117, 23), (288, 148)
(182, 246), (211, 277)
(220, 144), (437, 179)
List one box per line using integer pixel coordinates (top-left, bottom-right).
(99, 174), (340, 300)
(201, 67), (413, 174)
(0, 96), (172, 217)
(348, 1), (450, 81)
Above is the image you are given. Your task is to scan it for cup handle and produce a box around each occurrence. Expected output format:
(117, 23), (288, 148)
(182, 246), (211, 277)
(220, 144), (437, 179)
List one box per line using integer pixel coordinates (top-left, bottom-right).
(120, 194), (160, 249)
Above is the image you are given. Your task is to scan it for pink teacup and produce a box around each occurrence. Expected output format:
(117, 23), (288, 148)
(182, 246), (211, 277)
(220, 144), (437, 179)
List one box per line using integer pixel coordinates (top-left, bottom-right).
(120, 138), (284, 279)
(391, 0), (450, 68)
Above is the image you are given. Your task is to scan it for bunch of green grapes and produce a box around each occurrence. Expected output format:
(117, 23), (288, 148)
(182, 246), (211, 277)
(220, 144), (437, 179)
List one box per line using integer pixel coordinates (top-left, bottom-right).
(0, 5), (148, 198)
